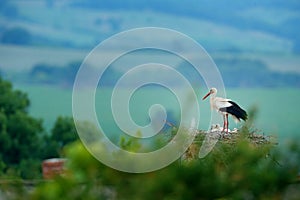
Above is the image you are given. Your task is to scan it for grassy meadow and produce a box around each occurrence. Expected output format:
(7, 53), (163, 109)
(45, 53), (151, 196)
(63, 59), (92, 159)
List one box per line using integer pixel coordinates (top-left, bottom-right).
(16, 84), (300, 144)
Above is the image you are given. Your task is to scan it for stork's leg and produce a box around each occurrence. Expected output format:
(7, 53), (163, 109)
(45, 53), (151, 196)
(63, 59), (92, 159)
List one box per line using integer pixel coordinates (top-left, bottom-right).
(222, 115), (226, 132)
(226, 114), (229, 134)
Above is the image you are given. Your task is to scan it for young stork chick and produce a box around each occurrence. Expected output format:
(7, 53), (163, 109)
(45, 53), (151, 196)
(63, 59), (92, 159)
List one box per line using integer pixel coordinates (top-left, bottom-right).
(202, 88), (247, 133)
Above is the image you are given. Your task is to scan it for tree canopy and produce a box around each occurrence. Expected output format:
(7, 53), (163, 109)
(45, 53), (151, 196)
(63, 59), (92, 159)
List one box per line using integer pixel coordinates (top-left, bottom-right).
(0, 77), (77, 178)
(0, 77), (44, 177)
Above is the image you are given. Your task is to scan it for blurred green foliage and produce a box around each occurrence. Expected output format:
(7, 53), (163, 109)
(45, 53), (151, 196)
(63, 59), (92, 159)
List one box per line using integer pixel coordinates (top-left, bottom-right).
(29, 129), (300, 200)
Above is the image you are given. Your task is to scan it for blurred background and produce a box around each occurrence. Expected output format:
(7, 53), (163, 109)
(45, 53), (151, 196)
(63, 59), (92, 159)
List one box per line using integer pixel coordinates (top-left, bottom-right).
(0, 0), (299, 143)
(0, 1), (300, 199)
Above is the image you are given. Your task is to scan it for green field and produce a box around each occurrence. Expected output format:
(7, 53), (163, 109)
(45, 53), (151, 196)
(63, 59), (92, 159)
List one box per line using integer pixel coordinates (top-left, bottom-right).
(16, 84), (300, 144)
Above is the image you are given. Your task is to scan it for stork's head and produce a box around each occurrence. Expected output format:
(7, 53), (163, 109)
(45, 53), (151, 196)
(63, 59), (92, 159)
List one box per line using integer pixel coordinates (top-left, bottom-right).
(202, 88), (217, 100)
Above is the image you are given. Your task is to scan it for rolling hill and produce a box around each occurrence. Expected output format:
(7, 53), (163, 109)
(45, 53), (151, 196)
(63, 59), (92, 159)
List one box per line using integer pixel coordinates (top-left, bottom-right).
(0, 0), (299, 87)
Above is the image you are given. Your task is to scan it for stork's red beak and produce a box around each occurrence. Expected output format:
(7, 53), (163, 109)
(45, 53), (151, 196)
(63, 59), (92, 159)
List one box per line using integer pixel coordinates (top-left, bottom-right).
(202, 91), (211, 100)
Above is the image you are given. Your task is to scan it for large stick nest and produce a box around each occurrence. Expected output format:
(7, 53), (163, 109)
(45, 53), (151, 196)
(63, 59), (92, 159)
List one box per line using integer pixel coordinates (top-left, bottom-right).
(181, 124), (277, 162)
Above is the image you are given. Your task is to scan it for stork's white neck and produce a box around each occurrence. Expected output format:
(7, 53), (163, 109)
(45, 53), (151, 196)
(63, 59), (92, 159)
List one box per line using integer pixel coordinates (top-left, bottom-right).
(210, 92), (217, 98)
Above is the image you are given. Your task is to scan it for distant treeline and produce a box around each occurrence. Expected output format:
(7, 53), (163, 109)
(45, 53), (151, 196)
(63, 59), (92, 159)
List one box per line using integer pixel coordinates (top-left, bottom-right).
(177, 57), (300, 88)
(26, 58), (300, 88)
(29, 61), (81, 87)
(27, 61), (122, 87)
(215, 58), (300, 87)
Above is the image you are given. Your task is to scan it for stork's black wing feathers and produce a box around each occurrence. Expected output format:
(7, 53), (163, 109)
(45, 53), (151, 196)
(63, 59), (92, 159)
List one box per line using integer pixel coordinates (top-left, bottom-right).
(219, 101), (247, 121)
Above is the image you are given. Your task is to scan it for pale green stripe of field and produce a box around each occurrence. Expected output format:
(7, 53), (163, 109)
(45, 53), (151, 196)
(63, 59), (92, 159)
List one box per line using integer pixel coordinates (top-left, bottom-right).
(16, 84), (300, 142)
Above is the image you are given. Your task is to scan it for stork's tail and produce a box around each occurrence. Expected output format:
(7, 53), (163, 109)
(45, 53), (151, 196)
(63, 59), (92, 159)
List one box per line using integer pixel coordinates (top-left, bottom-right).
(222, 101), (247, 121)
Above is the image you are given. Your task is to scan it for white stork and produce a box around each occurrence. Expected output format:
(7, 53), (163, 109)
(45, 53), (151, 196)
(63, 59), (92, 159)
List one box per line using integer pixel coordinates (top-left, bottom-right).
(202, 88), (247, 133)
